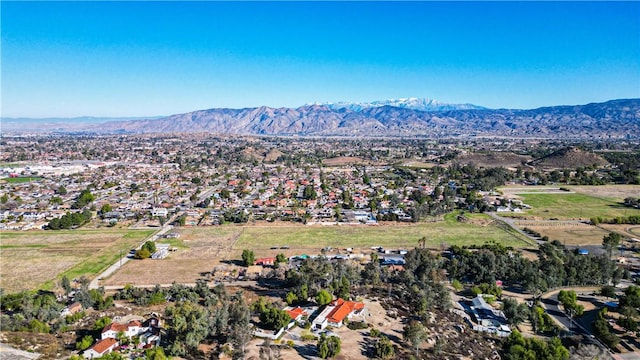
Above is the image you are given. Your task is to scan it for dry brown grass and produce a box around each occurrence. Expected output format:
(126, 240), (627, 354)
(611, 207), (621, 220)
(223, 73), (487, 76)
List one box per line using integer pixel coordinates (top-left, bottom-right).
(322, 156), (367, 166)
(527, 225), (610, 245)
(569, 185), (640, 202)
(0, 229), (154, 292)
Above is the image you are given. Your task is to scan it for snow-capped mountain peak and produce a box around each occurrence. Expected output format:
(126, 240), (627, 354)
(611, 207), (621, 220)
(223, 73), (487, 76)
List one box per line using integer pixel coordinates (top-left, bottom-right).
(310, 98), (487, 112)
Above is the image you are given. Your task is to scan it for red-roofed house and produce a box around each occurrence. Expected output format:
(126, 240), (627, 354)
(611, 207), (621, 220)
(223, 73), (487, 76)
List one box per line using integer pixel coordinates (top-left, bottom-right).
(254, 257), (275, 266)
(83, 338), (118, 359)
(284, 307), (308, 322)
(312, 298), (366, 330)
(101, 320), (146, 340)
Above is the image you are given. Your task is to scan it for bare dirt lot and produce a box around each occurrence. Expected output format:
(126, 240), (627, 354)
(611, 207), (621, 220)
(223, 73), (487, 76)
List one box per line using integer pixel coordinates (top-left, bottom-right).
(568, 185), (640, 202)
(102, 227), (239, 286)
(527, 225), (611, 246)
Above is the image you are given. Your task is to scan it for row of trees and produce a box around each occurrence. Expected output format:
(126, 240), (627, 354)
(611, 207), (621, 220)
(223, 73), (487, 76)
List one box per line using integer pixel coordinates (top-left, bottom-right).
(447, 241), (623, 294)
(46, 209), (92, 230)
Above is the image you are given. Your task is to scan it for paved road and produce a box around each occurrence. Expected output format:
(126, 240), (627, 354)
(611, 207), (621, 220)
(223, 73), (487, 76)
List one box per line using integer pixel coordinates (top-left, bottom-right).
(486, 212), (539, 246)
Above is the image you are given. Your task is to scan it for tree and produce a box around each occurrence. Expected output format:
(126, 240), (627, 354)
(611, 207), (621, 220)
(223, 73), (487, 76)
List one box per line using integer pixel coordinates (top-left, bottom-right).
(142, 241), (156, 254)
(374, 335), (395, 359)
(503, 298), (528, 326)
(145, 346), (168, 360)
(275, 253), (287, 265)
(602, 232), (622, 259)
(56, 185), (67, 195)
(94, 316), (112, 330)
(60, 275), (72, 295)
(317, 334), (341, 359)
(403, 320), (427, 357)
(285, 291), (298, 305)
(100, 203), (112, 215)
(558, 290), (584, 320)
(134, 248), (151, 259)
(316, 290), (332, 306)
(76, 334), (94, 351)
(242, 249), (255, 267)
(259, 305), (291, 331)
(600, 285), (617, 300)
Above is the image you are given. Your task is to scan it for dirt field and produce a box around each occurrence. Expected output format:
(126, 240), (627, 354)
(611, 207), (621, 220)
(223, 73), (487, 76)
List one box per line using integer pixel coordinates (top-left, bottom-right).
(322, 156), (367, 166)
(598, 224), (640, 240)
(568, 185), (640, 202)
(0, 229), (155, 292)
(102, 227), (239, 286)
(526, 225), (611, 246)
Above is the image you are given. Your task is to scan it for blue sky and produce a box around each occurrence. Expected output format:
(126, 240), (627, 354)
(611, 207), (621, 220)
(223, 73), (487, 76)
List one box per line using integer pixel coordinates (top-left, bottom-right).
(2, 1), (639, 117)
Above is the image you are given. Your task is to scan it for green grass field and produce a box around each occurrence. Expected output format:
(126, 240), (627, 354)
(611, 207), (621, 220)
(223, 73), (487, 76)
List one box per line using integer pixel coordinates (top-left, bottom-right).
(232, 212), (531, 250)
(0, 229), (156, 292)
(1, 176), (43, 183)
(504, 192), (640, 220)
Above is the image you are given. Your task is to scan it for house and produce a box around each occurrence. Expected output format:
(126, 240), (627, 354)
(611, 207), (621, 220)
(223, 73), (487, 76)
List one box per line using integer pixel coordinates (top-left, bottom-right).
(312, 298), (366, 330)
(101, 320), (147, 340)
(254, 257), (276, 266)
(284, 306), (308, 322)
(83, 338), (119, 359)
(151, 207), (168, 217)
(61, 301), (83, 317)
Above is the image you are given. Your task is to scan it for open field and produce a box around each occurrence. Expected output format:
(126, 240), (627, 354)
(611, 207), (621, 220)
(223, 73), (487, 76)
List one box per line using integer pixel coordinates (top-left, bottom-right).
(322, 156), (367, 166)
(104, 213), (531, 286)
(0, 176), (43, 184)
(499, 186), (640, 220)
(598, 224), (640, 240)
(0, 229), (156, 292)
(234, 216), (529, 250)
(567, 185), (640, 202)
(526, 225), (611, 246)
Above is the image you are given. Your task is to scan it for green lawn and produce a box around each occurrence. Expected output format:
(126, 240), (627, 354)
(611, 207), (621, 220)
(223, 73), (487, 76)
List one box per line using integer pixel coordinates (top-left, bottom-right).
(506, 193), (640, 219)
(233, 212), (531, 250)
(2, 176), (43, 183)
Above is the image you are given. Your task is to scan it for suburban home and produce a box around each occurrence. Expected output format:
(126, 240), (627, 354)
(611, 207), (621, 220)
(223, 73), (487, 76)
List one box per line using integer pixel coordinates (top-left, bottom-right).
(284, 306), (308, 322)
(254, 257), (276, 266)
(151, 207), (168, 217)
(83, 338), (118, 359)
(61, 301), (83, 317)
(101, 320), (147, 340)
(312, 298), (366, 330)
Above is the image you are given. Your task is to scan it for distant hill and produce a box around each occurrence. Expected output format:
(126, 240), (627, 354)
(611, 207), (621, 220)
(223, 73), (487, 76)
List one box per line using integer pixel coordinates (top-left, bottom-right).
(529, 147), (609, 169)
(5, 98), (639, 139)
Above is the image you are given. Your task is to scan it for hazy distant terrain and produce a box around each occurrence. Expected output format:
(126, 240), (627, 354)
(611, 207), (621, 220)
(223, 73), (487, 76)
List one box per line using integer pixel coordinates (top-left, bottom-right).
(4, 98), (639, 139)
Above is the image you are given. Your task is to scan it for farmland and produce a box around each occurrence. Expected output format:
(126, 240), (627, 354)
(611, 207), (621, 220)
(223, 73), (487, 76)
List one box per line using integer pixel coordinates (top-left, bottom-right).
(103, 213), (531, 287)
(500, 185), (640, 220)
(0, 229), (156, 292)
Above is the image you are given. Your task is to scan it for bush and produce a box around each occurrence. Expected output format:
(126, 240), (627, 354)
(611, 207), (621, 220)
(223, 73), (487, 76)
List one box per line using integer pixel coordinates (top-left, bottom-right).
(346, 321), (368, 330)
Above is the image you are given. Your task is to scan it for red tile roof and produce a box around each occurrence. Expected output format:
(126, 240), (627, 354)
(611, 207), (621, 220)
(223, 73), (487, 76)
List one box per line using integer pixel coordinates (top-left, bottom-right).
(326, 299), (364, 324)
(285, 307), (307, 320)
(102, 320), (142, 334)
(89, 338), (118, 354)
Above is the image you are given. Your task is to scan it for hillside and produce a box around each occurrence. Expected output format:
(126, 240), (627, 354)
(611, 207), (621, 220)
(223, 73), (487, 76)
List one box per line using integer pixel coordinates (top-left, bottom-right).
(529, 147), (609, 169)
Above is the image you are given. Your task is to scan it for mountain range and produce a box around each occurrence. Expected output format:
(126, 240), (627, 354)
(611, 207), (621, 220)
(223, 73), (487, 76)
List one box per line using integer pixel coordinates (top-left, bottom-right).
(4, 98), (639, 139)
(313, 97), (486, 112)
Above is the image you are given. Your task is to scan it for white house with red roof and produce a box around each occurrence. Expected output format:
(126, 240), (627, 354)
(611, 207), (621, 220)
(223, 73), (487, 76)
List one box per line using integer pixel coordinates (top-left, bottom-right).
(284, 306), (308, 322)
(312, 298), (366, 330)
(101, 320), (147, 340)
(83, 338), (118, 359)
